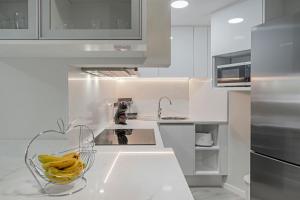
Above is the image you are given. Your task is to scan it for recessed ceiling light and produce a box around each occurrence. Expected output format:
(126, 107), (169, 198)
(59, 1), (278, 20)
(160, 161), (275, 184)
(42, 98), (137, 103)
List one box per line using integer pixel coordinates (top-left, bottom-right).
(171, 0), (189, 9)
(228, 18), (244, 24)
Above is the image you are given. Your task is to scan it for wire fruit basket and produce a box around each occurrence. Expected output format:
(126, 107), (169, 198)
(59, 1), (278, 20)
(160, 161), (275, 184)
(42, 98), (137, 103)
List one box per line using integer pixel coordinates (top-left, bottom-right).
(25, 120), (96, 196)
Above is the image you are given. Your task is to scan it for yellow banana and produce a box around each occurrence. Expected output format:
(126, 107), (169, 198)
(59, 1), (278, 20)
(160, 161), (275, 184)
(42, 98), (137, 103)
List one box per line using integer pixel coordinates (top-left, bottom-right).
(46, 169), (75, 185)
(50, 165), (82, 177)
(38, 155), (63, 164)
(62, 152), (80, 159)
(38, 152), (79, 164)
(46, 165), (82, 185)
(39, 152), (85, 184)
(62, 160), (84, 173)
(42, 158), (76, 171)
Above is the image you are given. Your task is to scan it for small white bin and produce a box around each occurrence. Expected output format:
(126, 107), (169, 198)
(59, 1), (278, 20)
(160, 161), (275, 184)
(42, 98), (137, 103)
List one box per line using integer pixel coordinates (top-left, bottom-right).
(195, 132), (213, 146)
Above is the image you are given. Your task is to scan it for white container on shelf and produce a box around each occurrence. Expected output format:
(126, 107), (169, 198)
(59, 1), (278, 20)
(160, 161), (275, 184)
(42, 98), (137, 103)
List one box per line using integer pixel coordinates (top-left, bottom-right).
(195, 132), (213, 147)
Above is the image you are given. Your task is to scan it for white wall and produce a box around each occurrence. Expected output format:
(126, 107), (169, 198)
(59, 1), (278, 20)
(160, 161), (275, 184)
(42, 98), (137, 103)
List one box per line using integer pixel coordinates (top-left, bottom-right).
(226, 91), (251, 194)
(68, 76), (116, 133)
(189, 79), (228, 121)
(0, 58), (68, 139)
(115, 79), (190, 119)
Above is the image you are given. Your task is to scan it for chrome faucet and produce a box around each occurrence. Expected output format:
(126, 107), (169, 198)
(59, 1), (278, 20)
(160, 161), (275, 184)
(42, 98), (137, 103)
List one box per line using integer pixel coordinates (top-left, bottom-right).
(158, 96), (172, 119)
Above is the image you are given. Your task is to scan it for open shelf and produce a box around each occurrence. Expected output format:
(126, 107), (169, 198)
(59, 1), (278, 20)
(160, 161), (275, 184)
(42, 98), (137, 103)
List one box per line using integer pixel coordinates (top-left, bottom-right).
(195, 150), (219, 172)
(215, 87), (251, 91)
(193, 123), (228, 176)
(213, 50), (251, 89)
(195, 146), (220, 151)
(195, 170), (220, 175)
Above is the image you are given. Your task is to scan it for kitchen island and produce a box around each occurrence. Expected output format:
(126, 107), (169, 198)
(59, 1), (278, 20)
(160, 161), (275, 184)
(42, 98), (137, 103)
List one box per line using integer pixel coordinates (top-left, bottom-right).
(0, 120), (194, 200)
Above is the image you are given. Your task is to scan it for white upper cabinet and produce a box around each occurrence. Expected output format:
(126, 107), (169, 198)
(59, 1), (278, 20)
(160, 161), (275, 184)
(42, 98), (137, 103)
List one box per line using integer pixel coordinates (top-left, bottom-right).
(0, 0), (170, 68)
(0, 0), (38, 39)
(158, 27), (194, 77)
(211, 0), (263, 56)
(40, 0), (142, 40)
(0, 0), (143, 40)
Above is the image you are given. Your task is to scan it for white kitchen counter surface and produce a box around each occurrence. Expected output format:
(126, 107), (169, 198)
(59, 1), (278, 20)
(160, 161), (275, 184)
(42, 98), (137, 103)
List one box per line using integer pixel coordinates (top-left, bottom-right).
(135, 116), (227, 124)
(0, 120), (194, 200)
(157, 119), (227, 124)
(0, 145), (193, 200)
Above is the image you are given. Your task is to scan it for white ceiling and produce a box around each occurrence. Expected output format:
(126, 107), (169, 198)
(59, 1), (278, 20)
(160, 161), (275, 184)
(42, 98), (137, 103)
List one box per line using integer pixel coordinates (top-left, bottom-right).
(171, 0), (241, 26)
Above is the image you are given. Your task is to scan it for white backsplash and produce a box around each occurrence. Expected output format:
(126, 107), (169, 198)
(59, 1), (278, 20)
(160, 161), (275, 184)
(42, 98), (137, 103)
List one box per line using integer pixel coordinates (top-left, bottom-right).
(116, 79), (190, 119)
(68, 78), (116, 133)
(68, 77), (228, 128)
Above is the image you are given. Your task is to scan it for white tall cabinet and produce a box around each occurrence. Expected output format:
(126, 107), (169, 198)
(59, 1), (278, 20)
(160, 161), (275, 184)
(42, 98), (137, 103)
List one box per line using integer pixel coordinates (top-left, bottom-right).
(139, 26), (210, 78)
(194, 27), (211, 78)
(158, 27), (194, 77)
(211, 0), (263, 56)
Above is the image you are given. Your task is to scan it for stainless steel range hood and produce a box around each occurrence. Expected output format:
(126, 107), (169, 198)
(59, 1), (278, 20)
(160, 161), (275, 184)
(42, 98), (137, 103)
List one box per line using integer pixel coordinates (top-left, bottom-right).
(81, 67), (138, 77)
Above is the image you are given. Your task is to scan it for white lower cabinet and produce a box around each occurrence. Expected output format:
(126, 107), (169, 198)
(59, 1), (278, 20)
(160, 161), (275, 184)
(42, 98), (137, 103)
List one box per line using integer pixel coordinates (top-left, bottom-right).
(159, 124), (195, 175)
(195, 124), (228, 175)
(160, 123), (228, 177)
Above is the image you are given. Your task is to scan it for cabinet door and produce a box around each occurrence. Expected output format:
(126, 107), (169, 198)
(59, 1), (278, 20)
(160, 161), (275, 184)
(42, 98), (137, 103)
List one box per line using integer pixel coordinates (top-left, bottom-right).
(159, 124), (195, 175)
(194, 27), (209, 78)
(40, 0), (141, 39)
(211, 0), (263, 56)
(0, 0), (38, 39)
(158, 27), (194, 77)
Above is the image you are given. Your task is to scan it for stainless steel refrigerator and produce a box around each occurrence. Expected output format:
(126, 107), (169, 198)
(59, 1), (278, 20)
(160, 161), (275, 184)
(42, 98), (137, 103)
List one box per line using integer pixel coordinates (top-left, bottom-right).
(251, 11), (300, 200)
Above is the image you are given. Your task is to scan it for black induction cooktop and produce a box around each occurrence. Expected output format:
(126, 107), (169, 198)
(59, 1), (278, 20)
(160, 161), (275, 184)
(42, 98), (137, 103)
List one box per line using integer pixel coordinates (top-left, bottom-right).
(94, 129), (156, 145)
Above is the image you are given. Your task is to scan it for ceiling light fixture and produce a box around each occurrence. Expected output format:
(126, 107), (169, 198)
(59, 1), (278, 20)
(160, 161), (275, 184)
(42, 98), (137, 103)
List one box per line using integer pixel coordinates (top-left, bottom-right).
(171, 0), (189, 9)
(228, 18), (244, 24)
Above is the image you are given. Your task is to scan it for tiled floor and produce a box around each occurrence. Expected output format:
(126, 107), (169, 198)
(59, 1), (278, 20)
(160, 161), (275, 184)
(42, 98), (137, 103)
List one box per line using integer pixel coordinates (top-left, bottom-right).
(190, 187), (244, 200)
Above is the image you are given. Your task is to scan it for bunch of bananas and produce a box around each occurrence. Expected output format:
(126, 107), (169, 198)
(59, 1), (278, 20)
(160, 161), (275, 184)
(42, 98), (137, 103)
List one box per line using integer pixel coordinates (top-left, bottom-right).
(38, 152), (85, 185)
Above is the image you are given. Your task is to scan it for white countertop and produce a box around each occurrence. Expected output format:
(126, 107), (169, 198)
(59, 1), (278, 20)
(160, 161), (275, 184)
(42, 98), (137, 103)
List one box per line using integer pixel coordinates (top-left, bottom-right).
(0, 120), (194, 200)
(135, 116), (227, 124)
(157, 119), (227, 124)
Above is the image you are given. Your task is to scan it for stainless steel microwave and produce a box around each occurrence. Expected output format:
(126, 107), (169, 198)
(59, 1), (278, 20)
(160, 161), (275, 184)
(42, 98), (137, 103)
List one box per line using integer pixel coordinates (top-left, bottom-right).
(216, 62), (251, 87)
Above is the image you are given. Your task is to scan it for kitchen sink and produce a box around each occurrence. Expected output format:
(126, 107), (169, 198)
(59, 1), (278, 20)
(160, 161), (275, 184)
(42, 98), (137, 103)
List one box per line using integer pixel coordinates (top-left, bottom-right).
(160, 116), (188, 120)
